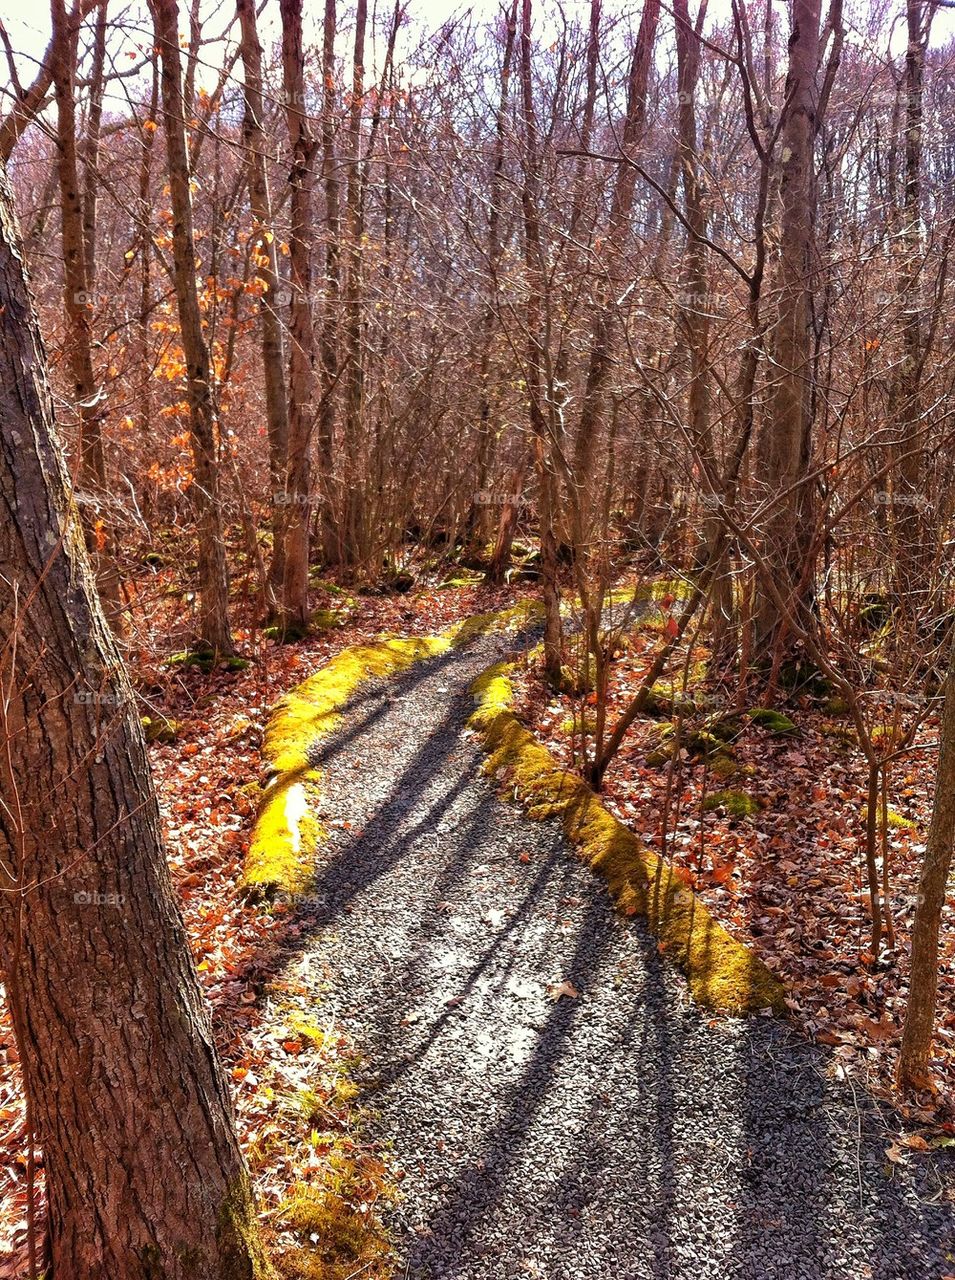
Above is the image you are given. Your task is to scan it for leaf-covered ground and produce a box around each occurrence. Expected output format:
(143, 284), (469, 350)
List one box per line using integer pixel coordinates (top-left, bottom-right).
(0, 578), (526, 1277)
(0, 572), (952, 1275)
(514, 592), (955, 1136)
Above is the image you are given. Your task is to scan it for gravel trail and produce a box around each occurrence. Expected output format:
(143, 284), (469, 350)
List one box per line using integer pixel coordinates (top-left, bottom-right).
(265, 631), (955, 1280)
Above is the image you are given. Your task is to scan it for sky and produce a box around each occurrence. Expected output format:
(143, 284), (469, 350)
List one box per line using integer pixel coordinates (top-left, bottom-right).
(2, 0), (955, 117)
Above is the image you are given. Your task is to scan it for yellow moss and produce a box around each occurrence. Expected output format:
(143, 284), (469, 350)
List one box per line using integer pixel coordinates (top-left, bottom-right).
(469, 664), (786, 1016)
(244, 609), (539, 897)
(244, 770), (325, 895)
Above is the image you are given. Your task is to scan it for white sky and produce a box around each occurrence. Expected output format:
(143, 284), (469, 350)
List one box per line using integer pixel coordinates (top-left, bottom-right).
(2, 0), (955, 111)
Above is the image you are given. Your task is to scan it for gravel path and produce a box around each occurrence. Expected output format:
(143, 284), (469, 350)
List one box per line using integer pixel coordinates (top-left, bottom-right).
(265, 631), (955, 1280)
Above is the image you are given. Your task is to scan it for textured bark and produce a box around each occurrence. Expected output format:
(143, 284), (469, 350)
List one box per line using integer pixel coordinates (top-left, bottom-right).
(277, 0), (318, 630)
(891, 0), (932, 614)
(152, 0), (234, 656)
(236, 0), (289, 615)
(50, 0), (123, 625)
(471, 0), (517, 559)
(0, 163), (269, 1280)
(135, 53), (160, 517)
(317, 0), (341, 563)
(899, 643), (955, 1090)
(753, 0), (822, 660)
(571, 0), (660, 553)
(338, 0), (369, 568)
(518, 0), (562, 681)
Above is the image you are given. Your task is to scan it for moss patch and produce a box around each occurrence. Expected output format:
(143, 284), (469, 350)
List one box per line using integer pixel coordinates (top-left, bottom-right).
(748, 707), (798, 735)
(244, 606), (540, 897)
(703, 789), (760, 819)
(861, 805), (917, 831)
(142, 714), (179, 744)
(469, 664), (785, 1015)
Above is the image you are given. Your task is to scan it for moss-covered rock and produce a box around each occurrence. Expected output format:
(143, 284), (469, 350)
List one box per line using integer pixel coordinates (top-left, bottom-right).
(748, 707), (798, 735)
(142, 714), (180, 744)
(165, 648), (216, 672)
(469, 663), (786, 1015)
(861, 805), (917, 831)
(703, 789), (760, 819)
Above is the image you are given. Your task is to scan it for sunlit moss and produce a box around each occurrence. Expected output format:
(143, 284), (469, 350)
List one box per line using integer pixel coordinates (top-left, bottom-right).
(243, 608), (539, 897)
(469, 664), (785, 1015)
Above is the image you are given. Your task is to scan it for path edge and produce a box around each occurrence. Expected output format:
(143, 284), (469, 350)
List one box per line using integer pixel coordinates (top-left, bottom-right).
(468, 661), (787, 1017)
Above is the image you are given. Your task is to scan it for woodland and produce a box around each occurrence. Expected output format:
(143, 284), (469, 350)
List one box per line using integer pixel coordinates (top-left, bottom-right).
(0, 0), (954, 1276)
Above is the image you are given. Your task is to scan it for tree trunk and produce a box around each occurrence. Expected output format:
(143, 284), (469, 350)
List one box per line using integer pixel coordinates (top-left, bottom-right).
(518, 0), (562, 683)
(753, 0), (822, 662)
(152, 0), (234, 656)
(317, 0), (341, 564)
(237, 0), (289, 617)
(891, 0), (932, 617)
(0, 161), (270, 1280)
(898, 641), (955, 1091)
(469, 0), (517, 554)
(50, 0), (124, 627)
(571, 0), (660, 556)
(338, 0), (369, 569)
(276, 0), (318, 632)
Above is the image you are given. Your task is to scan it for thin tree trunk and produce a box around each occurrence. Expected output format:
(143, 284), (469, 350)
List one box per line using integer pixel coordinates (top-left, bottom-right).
(277, 0), (318, 631)
(753, 0), (823, 663)
(470, 0), (517, 555)
(317, 0), (341, 563)
(0, 161), (271, 1280)
(151, 0), (234, 656)
(237, 0), (289, 617)
(899, 640), (955, 1091)
(339, 0), (369, 569)
(570, 0), (660, 556)
(50, 0), (124, 627)
(517, 0), (562, 682)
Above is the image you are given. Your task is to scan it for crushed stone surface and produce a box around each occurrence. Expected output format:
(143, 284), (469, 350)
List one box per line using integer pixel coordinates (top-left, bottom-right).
(266, 632), (955, 1279)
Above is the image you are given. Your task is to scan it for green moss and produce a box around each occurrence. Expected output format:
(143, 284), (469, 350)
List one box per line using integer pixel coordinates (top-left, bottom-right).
(822, 695), (851, 716)
(437, 570), (485, 589)
(703, 789), (759, 819)
(215, 1173), (276, 1280)
(861, 805), (917, 831)
(142, 714), (179, 744)
(551, 655), (597, 695)
(165, 648), (216, 672)
(164, 650), (249, 673)
(710, 752), (740, 780)
(262, 623), (310, 644)
(560, 713), (598, 737)
(244, 771), (326, 898)
(820, 719), (858, 747)
(469, 664), (786, 1015)
(311, 608), (344, 631)
(748, 707), (798, 735)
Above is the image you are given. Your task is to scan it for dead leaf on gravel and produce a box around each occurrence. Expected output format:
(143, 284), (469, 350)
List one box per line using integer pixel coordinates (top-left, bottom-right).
(549, 979), (579, 1001)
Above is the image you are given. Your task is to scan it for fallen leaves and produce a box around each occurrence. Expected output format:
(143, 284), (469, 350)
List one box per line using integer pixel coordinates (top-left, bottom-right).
(549, 979), (579, 1001)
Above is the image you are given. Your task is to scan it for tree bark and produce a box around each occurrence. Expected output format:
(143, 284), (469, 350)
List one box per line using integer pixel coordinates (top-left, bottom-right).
(236, 0), (289, 617)
(317, 0), (341, 564)
(50, 0), (124, 627)
(898, 641), (955, 1091)
(0, 161), (270, 1280)
(151, 0), (234, 656)
(517, 0), (562, 682)
(276, 0), (318, 631)
(753, 0), (822, 662)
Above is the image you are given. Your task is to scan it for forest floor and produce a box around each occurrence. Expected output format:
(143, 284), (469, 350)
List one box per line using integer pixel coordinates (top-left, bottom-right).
(0, 575), (953, 1276)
